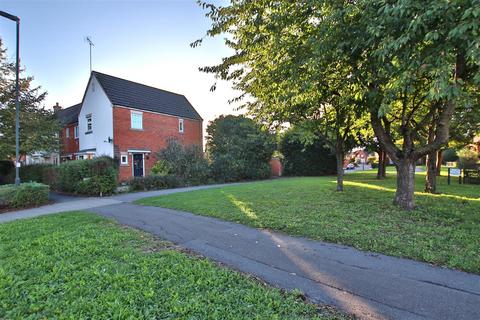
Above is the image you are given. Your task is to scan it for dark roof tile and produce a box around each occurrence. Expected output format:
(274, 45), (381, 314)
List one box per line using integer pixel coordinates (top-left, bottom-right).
(92, 71), (202, 120)
(56, 103), (81, 125)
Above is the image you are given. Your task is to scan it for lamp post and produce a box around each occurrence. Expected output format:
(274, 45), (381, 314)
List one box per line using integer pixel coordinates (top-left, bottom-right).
(0, 10), (20, 185)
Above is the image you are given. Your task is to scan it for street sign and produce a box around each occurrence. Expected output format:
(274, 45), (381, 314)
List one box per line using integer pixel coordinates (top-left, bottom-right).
(450, 168), (461, 177)
(448, 168), (462, 185)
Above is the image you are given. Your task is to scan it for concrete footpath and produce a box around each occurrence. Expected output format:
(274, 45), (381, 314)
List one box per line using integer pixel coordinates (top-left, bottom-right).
(1, 183), (479, 320)
(0, 183), (238, 223)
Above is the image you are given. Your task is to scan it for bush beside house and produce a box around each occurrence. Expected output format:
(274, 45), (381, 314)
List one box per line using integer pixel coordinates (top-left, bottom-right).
(279, 128), (337, 176)
(0, 182), (49, 209)
(13, 157), (117, 196)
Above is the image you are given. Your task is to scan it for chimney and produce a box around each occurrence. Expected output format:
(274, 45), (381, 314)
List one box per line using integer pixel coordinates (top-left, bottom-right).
(53, 102), (62, 113)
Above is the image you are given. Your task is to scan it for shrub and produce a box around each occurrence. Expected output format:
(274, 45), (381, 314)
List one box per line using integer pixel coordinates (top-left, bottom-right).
(20, 164), (55, 184)
(0, 161), (14, 185)
(157, 138), (210, 185)
(279, 128), (336, 176)
(75, 169), (117, 196)
(128, 175), (183, 191)
(151, 160), (172, 176)
(457, 148), (479, 169)
(0, 182), (49, 208)
(18, 157), (118, 195)
(206, 115), (275, 182)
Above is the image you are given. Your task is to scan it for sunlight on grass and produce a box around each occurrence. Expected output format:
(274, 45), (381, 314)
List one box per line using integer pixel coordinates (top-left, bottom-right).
(137, 172), (480, 273)
(224, 192), (258, 220)
(342, 180), (480, 202)
(342, 181), (395, 192)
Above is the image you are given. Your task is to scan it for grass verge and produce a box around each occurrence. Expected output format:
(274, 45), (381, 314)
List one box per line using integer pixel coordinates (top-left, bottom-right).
(0, 212), (345, 319)
(136, 170), (480, 274)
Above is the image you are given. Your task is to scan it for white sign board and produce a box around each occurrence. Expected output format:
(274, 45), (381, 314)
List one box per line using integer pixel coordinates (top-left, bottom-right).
(450, 168), (461, 177)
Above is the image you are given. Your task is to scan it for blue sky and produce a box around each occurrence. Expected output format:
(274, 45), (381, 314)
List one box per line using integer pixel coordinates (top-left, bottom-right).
(0, 0), (240, 126)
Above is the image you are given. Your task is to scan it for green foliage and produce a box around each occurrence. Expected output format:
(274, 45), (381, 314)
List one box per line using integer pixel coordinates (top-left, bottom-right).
(206, 115), (275, 182)
(19, 164), (55, 184)
(138, 170), (480, 274)
(196, 0), (480, 208)
(128, 175), (183, 191)
(0, 39), (60, 159)
(75, 171), (117, 196)
(157, 138), (210, 185)
(457, 148), (479, 169)
(279, 128), (336, 176)
(0, 160), (13, 185)
(442, 148), (459, 163)
(19, 157), (118, 195)
(0, 182), (49, 208)
(150, 160), (172, 176)
(0, 212), (336, 319)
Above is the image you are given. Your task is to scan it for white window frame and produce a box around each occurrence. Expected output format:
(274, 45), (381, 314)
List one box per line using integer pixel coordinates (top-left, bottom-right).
(65, 127), (70, 138)
(74, 125), (79, 139)
(86, 114), (92, 132)
(130, 111), (143, 130)
(179, 118), (184, 133)
(120, 153), (128, 166)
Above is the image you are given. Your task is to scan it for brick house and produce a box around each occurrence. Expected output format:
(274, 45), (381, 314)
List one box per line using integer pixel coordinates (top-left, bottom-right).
(56, 71), (203, 181)
(56, 102), (81, 161)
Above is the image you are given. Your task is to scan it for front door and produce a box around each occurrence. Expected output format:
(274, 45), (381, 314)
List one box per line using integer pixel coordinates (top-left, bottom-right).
(133, 153), (144, 177)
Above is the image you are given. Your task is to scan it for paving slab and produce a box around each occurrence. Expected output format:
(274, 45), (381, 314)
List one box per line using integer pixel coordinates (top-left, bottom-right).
(90, 203), (480, 320)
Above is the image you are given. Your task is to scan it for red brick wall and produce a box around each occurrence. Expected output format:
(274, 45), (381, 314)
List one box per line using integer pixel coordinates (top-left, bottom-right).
(60, 123), (79, 158)
(112, 106), (203, 181)
(269, 157), (282, 177)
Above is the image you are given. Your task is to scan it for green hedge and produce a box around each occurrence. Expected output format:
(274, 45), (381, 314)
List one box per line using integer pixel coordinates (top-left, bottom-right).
(128, 175), (183, 191)
(0, 182), (49, 208)
(279, 129), (337, 176)
(15, 157), (118, 196)
(0, 161), (14, 185)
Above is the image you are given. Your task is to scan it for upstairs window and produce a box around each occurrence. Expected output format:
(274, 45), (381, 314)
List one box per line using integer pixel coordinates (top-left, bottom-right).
(179, 118), (184, 133)
(86, 114), (93, 133)
(74, 125), (79, 139)
(131, 111), (143, 130)
(65, 127), (70, 138)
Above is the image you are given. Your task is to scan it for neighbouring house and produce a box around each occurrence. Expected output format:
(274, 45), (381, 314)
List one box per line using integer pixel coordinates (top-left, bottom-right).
(56, 102), (81, 162)
(55, 71), (203, 181)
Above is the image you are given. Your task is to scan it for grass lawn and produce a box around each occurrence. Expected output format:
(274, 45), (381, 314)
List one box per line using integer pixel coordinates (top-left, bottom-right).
(0, 212), (345, 319)
(137, 169), (480, 274)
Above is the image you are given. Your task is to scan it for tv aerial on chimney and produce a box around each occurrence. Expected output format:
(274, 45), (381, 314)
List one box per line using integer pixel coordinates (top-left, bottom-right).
(85, 36), (94, 73)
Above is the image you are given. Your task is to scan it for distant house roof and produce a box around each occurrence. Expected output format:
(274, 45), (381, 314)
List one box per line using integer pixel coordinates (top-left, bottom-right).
(56, 103), (81, 125)
(91, 71), (202, 121)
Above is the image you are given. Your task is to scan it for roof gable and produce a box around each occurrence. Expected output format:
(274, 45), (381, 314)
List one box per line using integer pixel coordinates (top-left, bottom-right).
(91, 71), (202, 120)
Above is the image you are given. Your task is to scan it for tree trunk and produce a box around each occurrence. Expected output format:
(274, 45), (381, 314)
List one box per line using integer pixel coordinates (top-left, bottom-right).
(377, 149), (384, 179)
(394, 159), (416, 210)
(382, 151), (387, 177)
(336, 149), (345, 192)
(436, 149), (443, 176)
(425, 151), (437, 193)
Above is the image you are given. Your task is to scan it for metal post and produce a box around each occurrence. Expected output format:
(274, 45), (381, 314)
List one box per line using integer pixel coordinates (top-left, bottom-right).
(14, 19), (20, 185)
(89, 42), (92, 72)
(0, 11), (21, 186)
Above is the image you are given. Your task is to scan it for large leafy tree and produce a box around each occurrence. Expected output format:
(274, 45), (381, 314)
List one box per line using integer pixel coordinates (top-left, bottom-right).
(206, 115), (275, 181)
(348, 0), (480, 208)
(0, 39), (59, 160)
(194, 1), (360, 191)
(196, 0), (480, 210)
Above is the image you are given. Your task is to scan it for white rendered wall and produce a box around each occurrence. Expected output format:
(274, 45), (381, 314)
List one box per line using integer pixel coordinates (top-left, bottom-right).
(78, 75), (114, 157)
